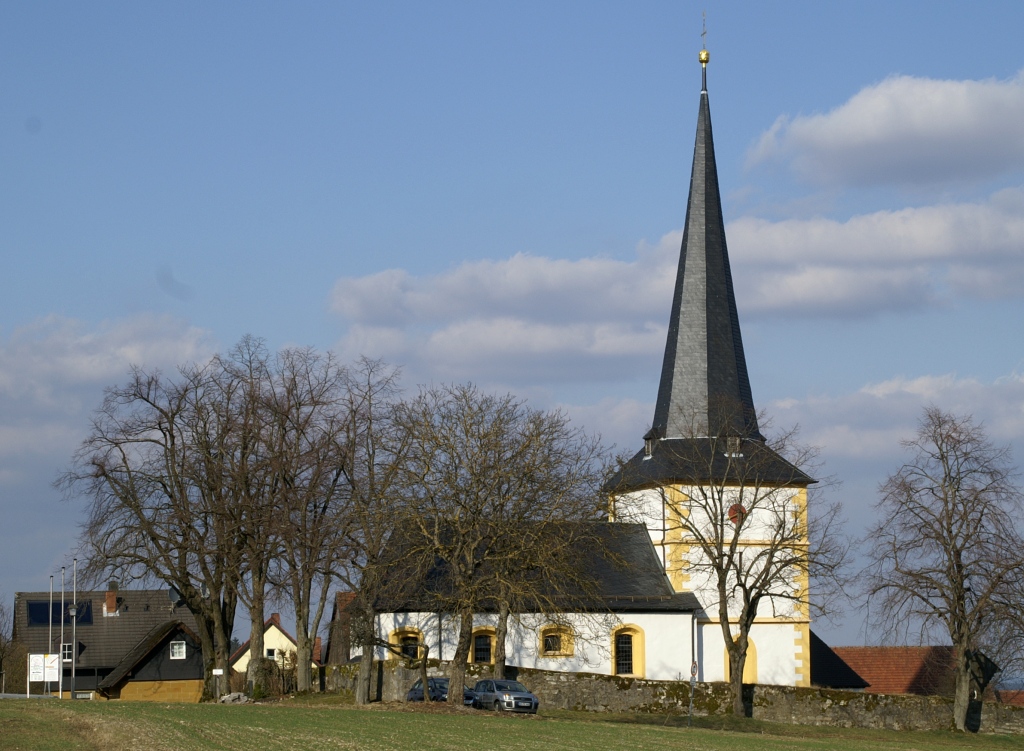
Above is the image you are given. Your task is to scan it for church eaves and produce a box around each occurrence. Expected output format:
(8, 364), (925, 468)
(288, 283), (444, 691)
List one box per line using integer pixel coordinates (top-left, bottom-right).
(651, 50), (762, 441)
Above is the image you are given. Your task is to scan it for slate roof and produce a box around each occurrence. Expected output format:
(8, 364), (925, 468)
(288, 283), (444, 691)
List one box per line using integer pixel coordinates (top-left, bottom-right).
(606, 437), (815, 493)
(97, 620), (198, 690)
(373, 522), (701, 615)
(809, 630), (869, 690)
(13, 589), (199, 669)
(652, 67), (761, 442)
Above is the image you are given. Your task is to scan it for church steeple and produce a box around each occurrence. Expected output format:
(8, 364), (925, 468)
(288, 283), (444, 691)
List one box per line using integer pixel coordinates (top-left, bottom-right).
(650, 48), (762, 441)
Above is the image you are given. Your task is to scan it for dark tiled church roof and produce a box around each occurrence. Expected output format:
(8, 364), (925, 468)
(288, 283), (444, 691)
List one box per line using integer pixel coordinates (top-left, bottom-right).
(374, 522), (701, 614)
(606, 437), (814, 493)
(651, 63), (761, 442)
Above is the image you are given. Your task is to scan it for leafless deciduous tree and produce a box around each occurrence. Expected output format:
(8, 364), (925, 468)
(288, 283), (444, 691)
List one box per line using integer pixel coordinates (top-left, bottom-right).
(60, 356), (246, 698)
(393, 383), (609, 704)
(611, 404), (847, 717)
(60, 337), (358, 698)
(267, 347), (352, 693)
(329, 358), (409, 705)
(865, 407), (1024, 732)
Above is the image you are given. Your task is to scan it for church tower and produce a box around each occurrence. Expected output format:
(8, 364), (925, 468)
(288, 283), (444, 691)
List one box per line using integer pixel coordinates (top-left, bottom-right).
(608, 46), (814, 688)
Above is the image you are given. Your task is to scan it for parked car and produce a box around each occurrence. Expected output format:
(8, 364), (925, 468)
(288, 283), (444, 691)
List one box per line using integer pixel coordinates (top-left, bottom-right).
(471, 679), (539, 713)
(406, 677), (476, 705)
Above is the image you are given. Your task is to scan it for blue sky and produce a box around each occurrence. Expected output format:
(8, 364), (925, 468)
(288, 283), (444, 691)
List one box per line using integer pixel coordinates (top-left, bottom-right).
(3, 2), (1024, 647)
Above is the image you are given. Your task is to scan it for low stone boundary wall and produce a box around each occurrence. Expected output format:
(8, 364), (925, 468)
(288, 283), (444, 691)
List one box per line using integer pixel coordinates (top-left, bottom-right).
(323, 660), (1024, 733)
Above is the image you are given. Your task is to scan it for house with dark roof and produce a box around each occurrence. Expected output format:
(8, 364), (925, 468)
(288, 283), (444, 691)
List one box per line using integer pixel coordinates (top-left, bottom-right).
(13, 585), (204, 701)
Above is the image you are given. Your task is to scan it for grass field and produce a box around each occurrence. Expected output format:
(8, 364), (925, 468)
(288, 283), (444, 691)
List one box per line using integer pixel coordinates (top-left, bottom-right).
(2, 696), (1024, 751)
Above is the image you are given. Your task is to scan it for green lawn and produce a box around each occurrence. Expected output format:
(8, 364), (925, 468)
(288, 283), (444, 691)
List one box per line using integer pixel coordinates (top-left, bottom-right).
(2, 697), (1023, 751)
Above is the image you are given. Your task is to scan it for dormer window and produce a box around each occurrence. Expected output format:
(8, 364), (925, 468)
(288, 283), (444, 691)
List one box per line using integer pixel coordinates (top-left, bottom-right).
(643, 428), (661, 460)
(725, 436), (743, 458)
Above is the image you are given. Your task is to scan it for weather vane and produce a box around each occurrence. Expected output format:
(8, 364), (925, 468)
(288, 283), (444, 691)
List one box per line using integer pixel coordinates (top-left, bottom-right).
(699, 11), (709, 91)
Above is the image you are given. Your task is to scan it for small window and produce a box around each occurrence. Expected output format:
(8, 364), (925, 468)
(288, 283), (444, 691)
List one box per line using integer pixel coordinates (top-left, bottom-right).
(615, 633), (633, 675)
(539, 625), (573, 657)
(266, 648), (276, 660)
(170, 641), (186, 660)
(473, 633), (492, 664)
(61, 643), (74, 662)
(400, 636), (420, 660)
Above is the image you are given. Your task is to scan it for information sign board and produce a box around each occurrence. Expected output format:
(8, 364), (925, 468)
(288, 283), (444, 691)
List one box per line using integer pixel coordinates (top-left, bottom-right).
(44, 654), (60, 682)
(29, 654), (45, 682)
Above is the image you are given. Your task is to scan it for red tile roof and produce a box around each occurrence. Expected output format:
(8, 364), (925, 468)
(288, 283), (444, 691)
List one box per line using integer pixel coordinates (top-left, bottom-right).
(831, 646), (955, 696)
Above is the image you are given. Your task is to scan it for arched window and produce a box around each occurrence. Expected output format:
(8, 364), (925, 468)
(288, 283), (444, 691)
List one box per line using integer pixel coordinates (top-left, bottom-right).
(471, 627), (496, 664)
(538, 624), (574, 658)
(611, 625), (645, 678)
(724, 637), (758, 684)
(387, 627), (424, 660)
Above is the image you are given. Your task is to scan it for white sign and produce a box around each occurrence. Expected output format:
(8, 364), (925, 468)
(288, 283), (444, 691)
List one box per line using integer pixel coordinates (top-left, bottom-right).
(44, 654), (60, 682)
(28, 654), (60, 682)
(212, 669), (224, 676)
(29, 654), (45, 682)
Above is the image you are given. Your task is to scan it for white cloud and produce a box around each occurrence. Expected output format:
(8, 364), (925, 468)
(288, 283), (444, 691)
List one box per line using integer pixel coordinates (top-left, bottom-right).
(331, 185), (1024, 381)
(749, 71), (1024, 185)
(0, 314), (216, 452)
(729, 188), (1024, 315)
(770, 372), (1024, 462)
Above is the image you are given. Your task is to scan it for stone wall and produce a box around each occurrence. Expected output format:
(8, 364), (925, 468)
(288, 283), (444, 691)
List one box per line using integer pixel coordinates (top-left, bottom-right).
(325, 660), (1024, 733)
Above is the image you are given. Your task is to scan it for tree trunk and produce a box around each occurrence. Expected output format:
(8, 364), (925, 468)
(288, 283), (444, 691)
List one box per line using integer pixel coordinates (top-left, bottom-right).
(245, 603), (266, 693)
(356, 642), (374, 704)
(294, 628), (312, 694)
(953, 661), (971, 731)
(727, 646), (747, 716)
(494, 601), (509, 680)
(193, 616), (219, 701)
(417, 644), (430, 704)
(447, 610), (474, 705)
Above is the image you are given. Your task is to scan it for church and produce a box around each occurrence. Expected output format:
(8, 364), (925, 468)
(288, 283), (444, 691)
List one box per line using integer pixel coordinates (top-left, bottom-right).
(369, 47), (814, 687)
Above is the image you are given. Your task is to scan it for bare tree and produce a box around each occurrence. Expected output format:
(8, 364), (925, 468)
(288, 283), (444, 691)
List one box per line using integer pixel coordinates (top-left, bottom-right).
(610, 404), (846, 717)
(267, 347), (351, 693)
(393, 383), (609, 704)
(865, 407), (1024, 732)
(329, 358), (409, 705)
(60, 359), (246, 698)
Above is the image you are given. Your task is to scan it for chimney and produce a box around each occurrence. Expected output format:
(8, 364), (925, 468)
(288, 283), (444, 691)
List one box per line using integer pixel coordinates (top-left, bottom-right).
(313, 636), (322, 665)
(105, 582), (118, 615)
(270, 612), (281, 626)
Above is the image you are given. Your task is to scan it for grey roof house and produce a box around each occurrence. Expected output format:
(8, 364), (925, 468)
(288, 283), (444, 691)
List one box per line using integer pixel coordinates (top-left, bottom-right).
(13, 584), (204, 701)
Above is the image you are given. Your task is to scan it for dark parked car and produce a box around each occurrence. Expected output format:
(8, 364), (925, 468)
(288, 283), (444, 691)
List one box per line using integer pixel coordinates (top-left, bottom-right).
(406, 677), (476, 705)
(471, 679), (539, 713)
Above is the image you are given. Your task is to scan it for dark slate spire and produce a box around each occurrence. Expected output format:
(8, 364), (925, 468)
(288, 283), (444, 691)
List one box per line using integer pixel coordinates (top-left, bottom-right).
(651, 52), (762, 441)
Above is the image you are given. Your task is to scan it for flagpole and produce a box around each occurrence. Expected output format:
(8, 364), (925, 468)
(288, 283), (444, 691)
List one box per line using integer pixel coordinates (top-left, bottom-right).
(60, 566), (65, 699)
(48, 575), (53, 696)
(72, 559), (77, 699)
